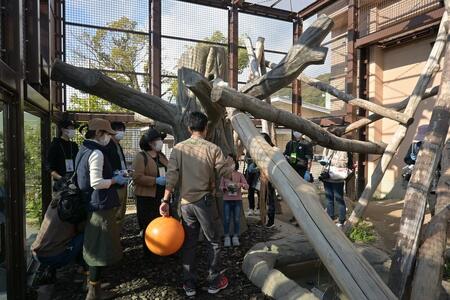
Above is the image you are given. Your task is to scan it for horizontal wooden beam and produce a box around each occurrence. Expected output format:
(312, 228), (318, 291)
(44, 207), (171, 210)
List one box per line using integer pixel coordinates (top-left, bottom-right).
(61, 111), (137, 123)
(355, 7), (444, 48)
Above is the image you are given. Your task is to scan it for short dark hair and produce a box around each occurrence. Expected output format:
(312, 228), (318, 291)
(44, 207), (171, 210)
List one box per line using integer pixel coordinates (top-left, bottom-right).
(111, 121), (125, 131)
(85, 130), (96, 139)
(188, 111), (208, 132)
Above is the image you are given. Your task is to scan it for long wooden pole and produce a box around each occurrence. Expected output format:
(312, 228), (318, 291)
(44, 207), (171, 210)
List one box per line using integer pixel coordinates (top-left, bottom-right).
(211, 86), (386, 154)
(388, 34), (450, 295)
(345, 10), (449, 231)
(226, 107), (396, 300)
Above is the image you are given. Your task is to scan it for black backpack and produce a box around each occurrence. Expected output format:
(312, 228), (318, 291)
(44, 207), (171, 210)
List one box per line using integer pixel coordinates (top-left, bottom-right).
(53, 150), (91, 224)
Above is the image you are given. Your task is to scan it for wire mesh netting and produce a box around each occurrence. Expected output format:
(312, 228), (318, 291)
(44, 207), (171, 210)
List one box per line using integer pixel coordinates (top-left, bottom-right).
(358, 0), (441, 37)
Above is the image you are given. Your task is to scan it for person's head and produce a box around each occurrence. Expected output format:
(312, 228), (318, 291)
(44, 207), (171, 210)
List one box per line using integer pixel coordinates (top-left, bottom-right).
(139, 128), (167, 152)
(111, 122), (126, 141)
(228, 153), (239, 171)
(58, 120), (77, 139)
(85, 118), (116, 146)
(188, 111), (208, 137)
(292, 131), (303, 141)
(261, 132), (274, 147)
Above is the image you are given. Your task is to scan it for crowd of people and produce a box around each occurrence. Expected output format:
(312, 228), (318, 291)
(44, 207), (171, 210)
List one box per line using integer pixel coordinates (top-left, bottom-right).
(31, 112), (354, 299)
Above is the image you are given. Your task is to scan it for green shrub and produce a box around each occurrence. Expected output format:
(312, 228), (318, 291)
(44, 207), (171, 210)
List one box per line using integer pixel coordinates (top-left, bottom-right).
(349, 221), (376, 243)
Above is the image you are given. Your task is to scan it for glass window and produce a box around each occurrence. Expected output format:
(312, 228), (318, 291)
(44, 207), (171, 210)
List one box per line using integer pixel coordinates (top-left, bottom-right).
(24, 112), (42, 265)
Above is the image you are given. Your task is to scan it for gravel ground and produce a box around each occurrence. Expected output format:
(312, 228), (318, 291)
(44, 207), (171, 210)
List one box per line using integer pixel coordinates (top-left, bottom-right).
(52, 213), (275, 300)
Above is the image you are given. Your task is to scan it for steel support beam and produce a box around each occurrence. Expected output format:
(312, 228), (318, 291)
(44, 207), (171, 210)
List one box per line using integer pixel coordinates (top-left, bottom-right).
(4, 0), (26, 298)
(346, 0), (358, 201)
(150, 0), (161, 97)
(357, 47), (369, 197)
(25, 0), (41, 85)
(292, 17), (303, 116)
(298, 0), (334, 20)
(176, 0), (293, 21)
(228, 5), (238, 89)
(355, 7), (445, 48)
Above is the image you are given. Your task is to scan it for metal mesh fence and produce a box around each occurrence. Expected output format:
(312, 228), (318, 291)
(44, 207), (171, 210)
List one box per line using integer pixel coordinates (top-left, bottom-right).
(358, 0), (441, 37)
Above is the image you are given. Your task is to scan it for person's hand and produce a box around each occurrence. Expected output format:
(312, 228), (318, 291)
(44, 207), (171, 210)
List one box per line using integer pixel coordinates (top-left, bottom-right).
(304, 171), (311, 182)
(113, 175), (127, 185)
(159, 202), (169, 216)
(156, 176), (166, 186)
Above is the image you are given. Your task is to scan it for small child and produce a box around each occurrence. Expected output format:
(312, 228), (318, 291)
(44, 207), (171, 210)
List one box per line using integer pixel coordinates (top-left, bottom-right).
(220, 154), (249, 247)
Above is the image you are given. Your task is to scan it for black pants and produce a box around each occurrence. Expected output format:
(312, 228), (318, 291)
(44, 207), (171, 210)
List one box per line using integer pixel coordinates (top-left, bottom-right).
(136, 196), (160, 257)
(248, 187), (260, 210)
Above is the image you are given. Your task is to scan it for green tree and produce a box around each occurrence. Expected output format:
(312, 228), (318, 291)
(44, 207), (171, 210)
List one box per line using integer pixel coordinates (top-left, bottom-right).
(71, 17), (148, 112)
(302, 73), (330, 107)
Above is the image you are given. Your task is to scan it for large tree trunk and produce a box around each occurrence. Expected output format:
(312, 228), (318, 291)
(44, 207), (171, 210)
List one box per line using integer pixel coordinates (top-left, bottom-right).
(388, 35), (450, 296)
(225, 108), (396, 300)
(345, 10), (449, 231)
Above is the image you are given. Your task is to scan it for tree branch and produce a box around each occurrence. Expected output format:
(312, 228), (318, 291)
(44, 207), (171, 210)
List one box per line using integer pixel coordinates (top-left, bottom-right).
(51, 59), (178, 126)
(299, 74), (412, 125)
(240, 15), (333, 99)
(212, 86), (386, 154)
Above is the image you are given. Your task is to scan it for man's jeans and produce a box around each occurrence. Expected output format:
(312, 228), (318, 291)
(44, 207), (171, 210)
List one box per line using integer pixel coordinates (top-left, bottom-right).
(36, 234), (84, 268)
(324, 181), (346, 224)
(181, 195), (221, 286)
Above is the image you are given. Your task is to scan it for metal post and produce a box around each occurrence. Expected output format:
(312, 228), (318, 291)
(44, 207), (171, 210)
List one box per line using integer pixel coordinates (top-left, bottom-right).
(228, 4), (238, 89)
(292, 17), (303, 116)
(4, 0), (26, 298)
(357, 47), (369, 197)
(346, 0), (358, 200)
(150, 0), (161, 97)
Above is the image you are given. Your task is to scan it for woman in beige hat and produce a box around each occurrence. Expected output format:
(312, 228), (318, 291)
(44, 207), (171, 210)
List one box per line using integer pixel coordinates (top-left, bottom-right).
(75, 118), (128, 299)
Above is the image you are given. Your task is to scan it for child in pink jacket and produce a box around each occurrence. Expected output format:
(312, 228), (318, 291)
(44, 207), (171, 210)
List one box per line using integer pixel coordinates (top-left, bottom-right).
(220, 154), (249, 247)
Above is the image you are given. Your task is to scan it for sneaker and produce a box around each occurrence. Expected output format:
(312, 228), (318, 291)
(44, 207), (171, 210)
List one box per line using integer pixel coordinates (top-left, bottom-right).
(265, 220), (275, 228)
(208, 274), (229, 294)
(247, 209), (254, 216)
(183, 284), (196, 297)
(224, 236), (231, 247)
(232, 236), (240, 246)
(336, 223), (343, 228)
(254, 209), (260, 216)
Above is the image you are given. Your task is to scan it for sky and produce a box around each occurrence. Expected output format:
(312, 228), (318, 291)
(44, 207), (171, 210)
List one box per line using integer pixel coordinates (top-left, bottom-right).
(64, 0), (332, 106)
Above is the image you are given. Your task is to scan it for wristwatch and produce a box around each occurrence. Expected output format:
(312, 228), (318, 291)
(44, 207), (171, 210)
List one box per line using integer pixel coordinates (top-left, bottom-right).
(161, 198), (170, 204)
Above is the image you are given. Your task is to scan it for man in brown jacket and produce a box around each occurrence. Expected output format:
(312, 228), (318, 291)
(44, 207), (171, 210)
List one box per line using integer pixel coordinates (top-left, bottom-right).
(160, 111), (233, 297)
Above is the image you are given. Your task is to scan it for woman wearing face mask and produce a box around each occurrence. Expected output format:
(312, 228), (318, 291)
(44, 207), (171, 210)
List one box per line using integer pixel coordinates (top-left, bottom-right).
(46, 120), (79, 183)
(132, 128), (168, 258)
(75, 118), (127, 299)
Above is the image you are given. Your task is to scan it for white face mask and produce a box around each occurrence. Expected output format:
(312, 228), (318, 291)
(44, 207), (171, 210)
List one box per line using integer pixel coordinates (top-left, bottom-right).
(115, 131), (125, 141)
(63, 129), (76, 139)
(99, 134), (111, 146)
(152, 140), (164, 152)
(293, 131), (302, 139)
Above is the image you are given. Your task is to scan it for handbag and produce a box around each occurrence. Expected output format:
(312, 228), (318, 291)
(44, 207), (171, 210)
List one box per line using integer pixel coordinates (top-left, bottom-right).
(319, 151), (351, 181)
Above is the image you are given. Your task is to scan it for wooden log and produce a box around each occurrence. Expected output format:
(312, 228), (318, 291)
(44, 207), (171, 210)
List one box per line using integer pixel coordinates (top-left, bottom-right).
(240, 15), (333, 99)
(227, 107), (396, 300)
(387, 20), (450, 297)
(51, 59), (178, 126)
(244, 35), (260, 80)
(342, 86), (439, 135)
(299, 74), (412, 125)
(345, 10), (449, 232)
(211, 86), (386, 154)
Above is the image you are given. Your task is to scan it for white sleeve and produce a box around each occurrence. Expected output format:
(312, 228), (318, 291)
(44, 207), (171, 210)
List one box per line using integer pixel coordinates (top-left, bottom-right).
(88, 150), (113, 190)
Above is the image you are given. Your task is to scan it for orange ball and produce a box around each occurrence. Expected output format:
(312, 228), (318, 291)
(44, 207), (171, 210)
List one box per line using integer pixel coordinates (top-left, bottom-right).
(145, 216), (185, 256)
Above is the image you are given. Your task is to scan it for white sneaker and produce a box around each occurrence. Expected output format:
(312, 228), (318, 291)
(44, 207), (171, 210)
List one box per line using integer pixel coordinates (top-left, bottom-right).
(247, 209), (254, 216)
(232, 236), (240, 246)
(254, 209), (260, 216)
(224, 236), (231, 247)
(336, 223), (343, 229)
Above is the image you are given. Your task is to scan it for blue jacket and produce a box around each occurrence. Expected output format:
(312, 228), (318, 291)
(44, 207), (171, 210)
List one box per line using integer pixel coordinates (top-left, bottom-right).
(75, 140), (119, 212)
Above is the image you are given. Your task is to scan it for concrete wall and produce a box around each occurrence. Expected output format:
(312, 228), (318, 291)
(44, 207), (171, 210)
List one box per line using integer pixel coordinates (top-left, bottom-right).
(367, 36), (441, 198)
